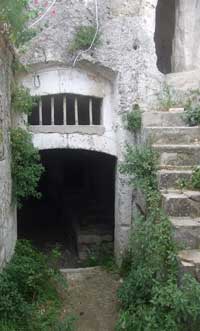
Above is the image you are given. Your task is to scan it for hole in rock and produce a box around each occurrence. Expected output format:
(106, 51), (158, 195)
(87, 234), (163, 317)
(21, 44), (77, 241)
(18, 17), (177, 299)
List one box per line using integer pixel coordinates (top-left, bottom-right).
(154, 0), (176, 74)
(18, 149), (116, 268)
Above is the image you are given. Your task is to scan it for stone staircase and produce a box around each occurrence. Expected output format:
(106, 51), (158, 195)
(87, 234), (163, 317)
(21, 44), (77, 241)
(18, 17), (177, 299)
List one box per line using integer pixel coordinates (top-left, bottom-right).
(143, 110), (200, 280)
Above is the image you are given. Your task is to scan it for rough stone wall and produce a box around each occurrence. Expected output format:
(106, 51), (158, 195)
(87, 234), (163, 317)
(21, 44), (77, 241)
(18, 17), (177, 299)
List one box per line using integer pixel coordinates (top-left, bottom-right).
(0, 37), (17, 268)
(172, 0), (200, 72)
(20, 0), (165, 257)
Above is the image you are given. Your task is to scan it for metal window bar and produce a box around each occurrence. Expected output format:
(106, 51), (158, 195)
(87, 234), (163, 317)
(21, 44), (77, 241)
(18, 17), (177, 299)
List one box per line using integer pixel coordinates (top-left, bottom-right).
(51, 96), (54, 125)
(74, 96), (78, 125)
(63, 95), (67, 125)
(89, 98), (93, 125)
(39, 99), (42, 125)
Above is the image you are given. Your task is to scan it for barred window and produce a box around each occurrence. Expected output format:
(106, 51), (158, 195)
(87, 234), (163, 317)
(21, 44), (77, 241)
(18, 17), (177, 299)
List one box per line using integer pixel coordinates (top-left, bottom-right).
(29, 94), (102, 126)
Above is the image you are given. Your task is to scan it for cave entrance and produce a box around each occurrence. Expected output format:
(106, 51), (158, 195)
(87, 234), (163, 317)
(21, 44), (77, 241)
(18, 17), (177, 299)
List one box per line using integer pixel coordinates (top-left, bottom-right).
(18, 149), (116, 268)
(154, 0), (176, 74)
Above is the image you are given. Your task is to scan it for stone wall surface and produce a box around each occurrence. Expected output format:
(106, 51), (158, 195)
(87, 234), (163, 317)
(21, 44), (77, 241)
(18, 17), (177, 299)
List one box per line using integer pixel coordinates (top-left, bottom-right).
(1, 0), (200, 262)
(173, 0), (200, 72)
(0, 37), (17, 268)
(19, 0), (165, 257)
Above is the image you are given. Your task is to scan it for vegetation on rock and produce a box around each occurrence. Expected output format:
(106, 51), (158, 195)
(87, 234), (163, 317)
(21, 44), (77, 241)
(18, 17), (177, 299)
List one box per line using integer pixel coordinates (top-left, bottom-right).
(11, 84), (38, 115)
(70, 25), (100, 52)
(125, 104), (142, 132)
(0, 0), (36, 47)
(117, 143), (200, 331)
(10, 128), (44, 208)
(158, 83), (179, 111)
(181, 89), (200, 126)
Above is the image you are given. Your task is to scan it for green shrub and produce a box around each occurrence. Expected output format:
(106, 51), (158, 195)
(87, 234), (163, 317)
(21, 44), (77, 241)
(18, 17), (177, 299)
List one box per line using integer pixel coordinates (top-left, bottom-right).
(176, 167), (200, 191)
(120, 144), (159, 194)
(83, 243), (116, 271)
(117, 143), (200, 331)
(125, 104), (142, 132)
(158, 84), (179, 111)
(183, 105), (200, 126)
(191, 167), (200, 190)
(70, 25), (100, 52)
(11, 84), (37, 115)
(5, 241), (59, 303)
(10, 128), (44, 207)
(182, 89), (200, 126)
(0, 240), (74, 331)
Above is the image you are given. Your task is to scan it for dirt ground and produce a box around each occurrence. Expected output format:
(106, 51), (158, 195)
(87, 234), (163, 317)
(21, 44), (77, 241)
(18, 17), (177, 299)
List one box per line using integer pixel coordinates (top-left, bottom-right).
(62, 267), (120, 331)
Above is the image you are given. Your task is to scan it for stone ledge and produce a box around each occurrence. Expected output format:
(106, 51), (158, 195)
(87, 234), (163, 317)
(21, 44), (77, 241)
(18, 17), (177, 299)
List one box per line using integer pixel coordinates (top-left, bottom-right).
(29, 125), (105, 135)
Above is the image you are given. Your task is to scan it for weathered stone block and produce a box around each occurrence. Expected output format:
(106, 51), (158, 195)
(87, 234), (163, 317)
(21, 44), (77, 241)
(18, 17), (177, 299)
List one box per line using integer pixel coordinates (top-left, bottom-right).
(154, 144), (200, 167)
(162, 191), (200, 218)
(171, 217), (200, 249)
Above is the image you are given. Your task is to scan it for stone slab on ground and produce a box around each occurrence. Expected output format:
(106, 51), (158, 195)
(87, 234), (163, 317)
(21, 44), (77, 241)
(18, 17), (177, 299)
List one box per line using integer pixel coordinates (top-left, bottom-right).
(61, 267), (119, 331)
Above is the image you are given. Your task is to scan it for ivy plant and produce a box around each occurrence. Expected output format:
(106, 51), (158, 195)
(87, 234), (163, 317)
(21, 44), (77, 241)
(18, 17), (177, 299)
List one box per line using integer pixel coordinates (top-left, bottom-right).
(10, 128), (44, 207)
(11, 84), (37, 115)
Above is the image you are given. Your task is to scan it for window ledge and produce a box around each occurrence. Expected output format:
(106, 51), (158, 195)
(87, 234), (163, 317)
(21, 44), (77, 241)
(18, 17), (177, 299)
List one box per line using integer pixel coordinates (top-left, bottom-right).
(29, 125), (105, 135)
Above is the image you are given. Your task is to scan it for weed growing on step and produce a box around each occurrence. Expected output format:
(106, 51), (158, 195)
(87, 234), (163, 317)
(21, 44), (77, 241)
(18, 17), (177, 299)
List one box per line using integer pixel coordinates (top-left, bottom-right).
(176, 167), (200, 191)
(157, 83), (180, 111)
(0, 240), (76, 331)
(182, 89), (200, 126)
(83, 243), (117, 272)
(124, 104), (142, 132)
(69, 25), (100, 52)
(116, 143), (200, 331)
(10, 128), (44, 208)
(191, 167), (200, 190)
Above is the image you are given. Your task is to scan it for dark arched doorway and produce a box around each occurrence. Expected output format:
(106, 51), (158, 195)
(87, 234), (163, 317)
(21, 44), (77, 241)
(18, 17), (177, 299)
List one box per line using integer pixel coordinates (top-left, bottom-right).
(18, 149), (116, 267)
(154, 0), (176, 74)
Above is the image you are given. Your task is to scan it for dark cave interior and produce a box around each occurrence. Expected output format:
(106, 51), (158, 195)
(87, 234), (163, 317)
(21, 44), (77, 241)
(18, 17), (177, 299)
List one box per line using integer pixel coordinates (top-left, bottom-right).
(18, 149), (116, 267)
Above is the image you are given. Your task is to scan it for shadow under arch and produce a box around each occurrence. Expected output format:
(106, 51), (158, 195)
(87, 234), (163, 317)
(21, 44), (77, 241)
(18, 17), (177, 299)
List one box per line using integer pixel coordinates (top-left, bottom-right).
(154, 0), (176, 74)
(18, 148), (117, 268)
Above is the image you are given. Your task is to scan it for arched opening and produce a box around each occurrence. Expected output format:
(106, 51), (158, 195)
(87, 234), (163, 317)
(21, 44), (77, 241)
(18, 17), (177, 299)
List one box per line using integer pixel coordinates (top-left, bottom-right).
(18, 149), (116, 267)
(154, 0), (176, 74)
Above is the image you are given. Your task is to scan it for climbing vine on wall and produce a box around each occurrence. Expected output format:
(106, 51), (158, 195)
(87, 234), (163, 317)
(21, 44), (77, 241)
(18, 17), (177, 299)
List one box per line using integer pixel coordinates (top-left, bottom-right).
(10, 128), (44, 208)
(11, 83), (38, 115)
(0, 0), (58, 46)
(0, 0), (35, 46)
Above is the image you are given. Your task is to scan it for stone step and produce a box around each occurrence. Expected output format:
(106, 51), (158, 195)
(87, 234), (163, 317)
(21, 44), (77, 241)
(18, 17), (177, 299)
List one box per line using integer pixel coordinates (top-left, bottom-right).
(142, 111), (185, 127)
(171, 217), (200, 249)
(153, 144), (200, 167)
(77, 224), (113, 245)
(179, 250), (200, 281)
(158, 169), (193, 189)
(162, 190), (200, 217)
(144, 127), (200, 145)
(78, 231), (113, 245)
